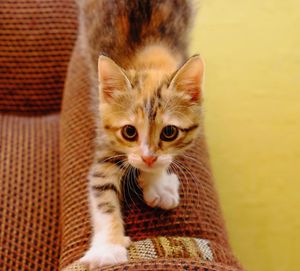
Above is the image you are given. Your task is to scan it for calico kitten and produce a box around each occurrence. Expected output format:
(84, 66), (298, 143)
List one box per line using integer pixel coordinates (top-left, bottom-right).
(78, 0), (204, 268)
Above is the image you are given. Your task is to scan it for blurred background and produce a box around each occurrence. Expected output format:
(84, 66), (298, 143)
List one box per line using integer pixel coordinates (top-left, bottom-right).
(190, 0), (300, 270)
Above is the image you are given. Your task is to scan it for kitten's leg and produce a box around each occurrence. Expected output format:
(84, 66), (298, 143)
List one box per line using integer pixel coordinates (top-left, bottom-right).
(139, 170), (180, 210)
(80, 160), (130, 269)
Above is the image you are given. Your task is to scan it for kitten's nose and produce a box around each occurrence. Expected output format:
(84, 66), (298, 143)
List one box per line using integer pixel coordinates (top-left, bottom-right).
(142, 155), (157, 167)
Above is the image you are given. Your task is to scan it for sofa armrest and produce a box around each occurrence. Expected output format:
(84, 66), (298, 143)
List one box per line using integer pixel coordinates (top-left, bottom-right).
(59, 41), (243, 270)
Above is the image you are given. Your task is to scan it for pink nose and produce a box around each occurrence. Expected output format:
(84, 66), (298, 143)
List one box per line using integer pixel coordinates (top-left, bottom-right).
(142, 155), (157, 167)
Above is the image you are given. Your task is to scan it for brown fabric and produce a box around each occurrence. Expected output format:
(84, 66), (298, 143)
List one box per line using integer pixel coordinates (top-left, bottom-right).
(0, 0), (77, 114)
(0, 114), (61, 270)
(126, 237), (214, 261)
(64, 258), (241, 271)
(59, 42), (243, 270)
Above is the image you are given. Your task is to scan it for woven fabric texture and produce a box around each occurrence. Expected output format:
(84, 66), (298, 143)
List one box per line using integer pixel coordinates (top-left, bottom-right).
(62, 235), (217, 270)
(64, 259), (241, 271)
(59, 42), (243, 270)
(0, 0), (77, 114)
(127, 237), (213, 261)
(0, 114), (61, 271)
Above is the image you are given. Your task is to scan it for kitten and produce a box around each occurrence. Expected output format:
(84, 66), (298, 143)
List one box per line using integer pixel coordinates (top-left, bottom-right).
(78, 0), (204, 269)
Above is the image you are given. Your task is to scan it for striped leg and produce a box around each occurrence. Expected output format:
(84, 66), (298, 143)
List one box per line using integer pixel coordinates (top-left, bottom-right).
(80, 157), (130, 269)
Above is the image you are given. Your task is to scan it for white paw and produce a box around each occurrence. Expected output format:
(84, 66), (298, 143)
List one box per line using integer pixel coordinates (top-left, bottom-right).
(79, 243), (128, 269)
(143, 173), (180, 210)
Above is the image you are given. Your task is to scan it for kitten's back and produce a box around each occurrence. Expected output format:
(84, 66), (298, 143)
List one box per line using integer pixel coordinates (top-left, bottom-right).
(78, 0), (195, 70)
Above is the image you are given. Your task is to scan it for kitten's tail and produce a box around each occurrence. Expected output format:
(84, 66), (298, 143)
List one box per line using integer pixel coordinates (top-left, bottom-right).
(78, 0), (196, 69)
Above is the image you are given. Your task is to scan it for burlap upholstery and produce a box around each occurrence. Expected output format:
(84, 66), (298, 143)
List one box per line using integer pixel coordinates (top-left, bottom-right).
(0, 0), (77, 114)
(0, 0), (243, 270)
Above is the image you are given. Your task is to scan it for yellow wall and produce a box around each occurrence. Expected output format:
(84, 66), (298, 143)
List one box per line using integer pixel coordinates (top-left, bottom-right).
(190, 1), (300, 270)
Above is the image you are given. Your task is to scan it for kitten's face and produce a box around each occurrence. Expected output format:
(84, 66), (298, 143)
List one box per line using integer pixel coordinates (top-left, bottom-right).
(98, 56), (204, 172)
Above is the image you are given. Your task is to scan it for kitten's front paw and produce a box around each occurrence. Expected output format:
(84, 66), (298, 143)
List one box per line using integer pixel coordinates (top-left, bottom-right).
(79, 243), (128, 269)
(143, 173), (180, 210)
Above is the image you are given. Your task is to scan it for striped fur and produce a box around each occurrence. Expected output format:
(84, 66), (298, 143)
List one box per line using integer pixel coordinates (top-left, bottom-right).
(79, 1), (204, 268)
(78, 0), (195, 74)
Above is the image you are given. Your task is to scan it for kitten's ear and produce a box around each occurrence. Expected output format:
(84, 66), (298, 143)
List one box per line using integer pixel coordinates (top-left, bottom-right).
(98, 55), (131, 101)
(169, 55), (204, 103)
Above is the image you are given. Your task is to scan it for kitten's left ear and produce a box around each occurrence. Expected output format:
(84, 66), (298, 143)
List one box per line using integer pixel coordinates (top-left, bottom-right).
(169, 55), (205, 103)
(98, 55), (132, 101)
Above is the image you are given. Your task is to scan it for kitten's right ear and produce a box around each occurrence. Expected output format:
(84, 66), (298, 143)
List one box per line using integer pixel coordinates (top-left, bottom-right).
(98, 55), (131, 101)
(169, 55), (204, 104)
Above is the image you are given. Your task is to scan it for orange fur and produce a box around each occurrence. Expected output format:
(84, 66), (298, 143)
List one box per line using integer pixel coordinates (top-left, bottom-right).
(79, 1), (204, 268)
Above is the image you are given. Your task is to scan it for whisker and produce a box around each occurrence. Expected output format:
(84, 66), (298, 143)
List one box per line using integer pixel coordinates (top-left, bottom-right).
(122, 163), (132, 208)
(169, 162), (191, 217)
(172, 159), (205, 208)
(128, 167), (144, 203)
(179, 152), (212, 177)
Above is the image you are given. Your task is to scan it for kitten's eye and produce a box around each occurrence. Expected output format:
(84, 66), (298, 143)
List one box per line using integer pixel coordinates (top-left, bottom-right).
(160, 125), (178, 142)
(121, 125), (138, 141)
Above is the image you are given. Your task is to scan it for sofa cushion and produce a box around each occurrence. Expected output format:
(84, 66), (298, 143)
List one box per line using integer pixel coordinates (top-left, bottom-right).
(0, 114), (61, 270)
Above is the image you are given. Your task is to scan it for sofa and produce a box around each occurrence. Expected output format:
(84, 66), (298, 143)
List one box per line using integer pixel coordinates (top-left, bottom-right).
(0, 1), (243, 270)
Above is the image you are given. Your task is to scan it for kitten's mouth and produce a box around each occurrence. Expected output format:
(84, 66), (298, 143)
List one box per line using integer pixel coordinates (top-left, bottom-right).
(129, 161), (169, 173)
(127, 153), (172, 172)
(133, 165), (162, 172)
